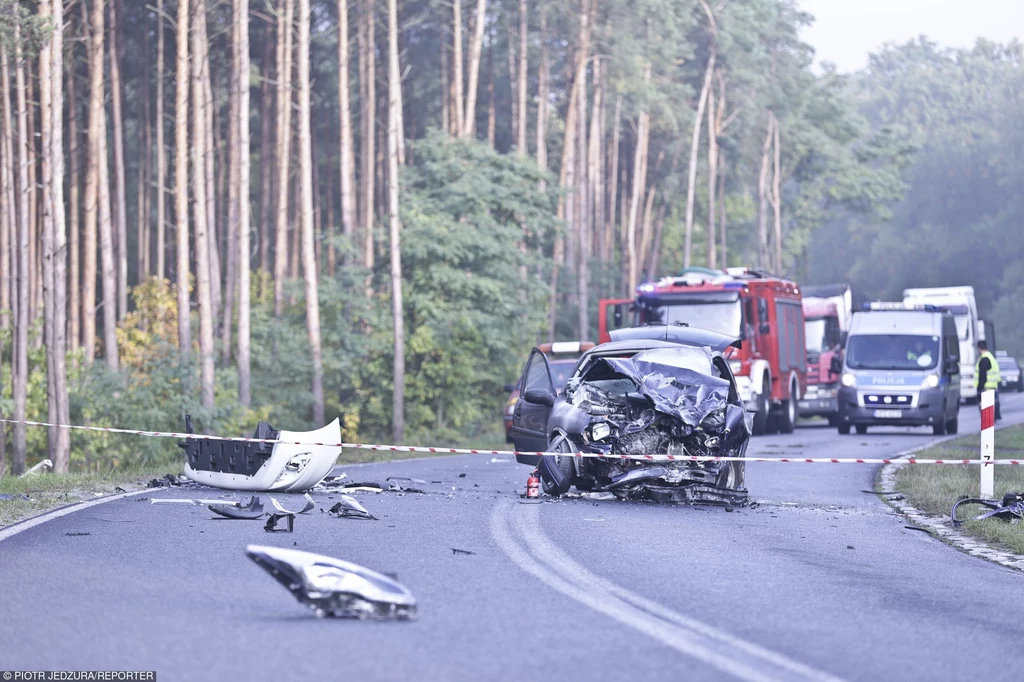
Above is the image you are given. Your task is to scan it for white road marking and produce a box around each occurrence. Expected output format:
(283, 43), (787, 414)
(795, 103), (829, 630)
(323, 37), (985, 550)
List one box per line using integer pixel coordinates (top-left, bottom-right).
(491, 499), (844, 682)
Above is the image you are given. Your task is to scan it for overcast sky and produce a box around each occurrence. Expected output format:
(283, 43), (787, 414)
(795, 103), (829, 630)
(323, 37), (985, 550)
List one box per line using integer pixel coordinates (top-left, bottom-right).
(799, 0), (1024, 72)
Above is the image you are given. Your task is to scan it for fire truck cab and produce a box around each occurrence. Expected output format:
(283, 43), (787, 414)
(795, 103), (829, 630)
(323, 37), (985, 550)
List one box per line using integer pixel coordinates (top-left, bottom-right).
(598, 267), (807, 435)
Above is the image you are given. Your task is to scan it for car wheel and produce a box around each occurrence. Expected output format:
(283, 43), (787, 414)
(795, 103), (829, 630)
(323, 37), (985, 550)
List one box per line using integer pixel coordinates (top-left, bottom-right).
(751, 386), (770, 436)
(827, 415), (839, 427)
(855, 425), (868, 435)
(946, 414), (959, 434)
(777, 378), (798, 434)
(932, 419), (947, 436)
(539, 435), (576, 496)
(838, 423), (851, 435)
(1018, 381), (1023, 393)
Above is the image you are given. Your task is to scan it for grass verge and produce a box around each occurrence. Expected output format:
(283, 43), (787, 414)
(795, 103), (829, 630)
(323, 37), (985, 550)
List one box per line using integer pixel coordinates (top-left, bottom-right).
(0, 463), (181, 528)
(894, 425), (1024, 555)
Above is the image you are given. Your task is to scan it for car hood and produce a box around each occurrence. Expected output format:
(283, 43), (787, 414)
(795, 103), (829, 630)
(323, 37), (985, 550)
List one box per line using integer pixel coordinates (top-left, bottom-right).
(591, 355), (730, 426)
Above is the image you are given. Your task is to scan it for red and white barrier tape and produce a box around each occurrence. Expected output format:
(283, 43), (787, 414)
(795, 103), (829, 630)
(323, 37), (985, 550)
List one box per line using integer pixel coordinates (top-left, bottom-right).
(0, 417), (1020, 465)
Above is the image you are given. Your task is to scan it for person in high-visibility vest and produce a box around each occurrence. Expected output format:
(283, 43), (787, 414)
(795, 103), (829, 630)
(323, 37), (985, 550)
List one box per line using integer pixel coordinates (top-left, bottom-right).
(976, 340), (1002, 420)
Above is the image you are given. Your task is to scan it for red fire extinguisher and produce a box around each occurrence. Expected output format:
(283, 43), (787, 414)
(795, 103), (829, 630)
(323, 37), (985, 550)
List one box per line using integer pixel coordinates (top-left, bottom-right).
(526, 470), (540, 499)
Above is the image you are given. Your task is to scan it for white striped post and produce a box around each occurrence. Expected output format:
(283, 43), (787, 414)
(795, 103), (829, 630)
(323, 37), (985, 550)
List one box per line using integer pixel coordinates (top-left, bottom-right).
(980, 389), (996, 498)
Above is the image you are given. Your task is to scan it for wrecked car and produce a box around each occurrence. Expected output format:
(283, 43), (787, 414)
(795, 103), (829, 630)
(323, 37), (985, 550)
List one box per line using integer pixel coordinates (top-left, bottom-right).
(511, 325), (751, 505)
(181, 417), (342, 493)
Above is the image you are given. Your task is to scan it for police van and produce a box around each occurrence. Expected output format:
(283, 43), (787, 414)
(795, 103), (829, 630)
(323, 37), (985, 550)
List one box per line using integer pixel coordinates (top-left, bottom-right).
(836, 303), (961, 435)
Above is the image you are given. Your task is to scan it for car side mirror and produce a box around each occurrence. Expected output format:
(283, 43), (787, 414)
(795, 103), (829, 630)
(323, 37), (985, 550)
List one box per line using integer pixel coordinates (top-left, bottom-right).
(758, 323), (770, 335)
(829, 355), (843, 375)
(839, 331), (848, 348)
(503, 383), (515, 393)
(523, 388), (556, 407)
(945, 358), (960, 375)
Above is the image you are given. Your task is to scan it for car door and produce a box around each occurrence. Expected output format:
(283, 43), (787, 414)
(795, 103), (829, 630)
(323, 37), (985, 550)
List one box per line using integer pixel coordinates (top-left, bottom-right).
(511, 349), (556, 452)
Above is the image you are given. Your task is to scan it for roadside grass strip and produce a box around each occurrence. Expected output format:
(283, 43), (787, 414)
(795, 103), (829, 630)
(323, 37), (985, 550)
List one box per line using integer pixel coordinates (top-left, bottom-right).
(0, 464), (180, 527)
(893, 425), (1024, 558)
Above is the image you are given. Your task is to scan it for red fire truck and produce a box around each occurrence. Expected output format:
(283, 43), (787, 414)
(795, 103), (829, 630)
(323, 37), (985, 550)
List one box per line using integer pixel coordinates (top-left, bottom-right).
(598, 267), (807, 435)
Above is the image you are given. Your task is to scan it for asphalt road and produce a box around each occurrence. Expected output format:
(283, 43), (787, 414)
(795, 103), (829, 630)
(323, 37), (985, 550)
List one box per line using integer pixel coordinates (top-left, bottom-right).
(3, 395), (1024, 681)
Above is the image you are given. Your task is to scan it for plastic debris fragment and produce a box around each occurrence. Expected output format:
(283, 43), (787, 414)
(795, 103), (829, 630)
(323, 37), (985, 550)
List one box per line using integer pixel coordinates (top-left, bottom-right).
(209, 496), (265, 519)
(328, 494), (377, 520)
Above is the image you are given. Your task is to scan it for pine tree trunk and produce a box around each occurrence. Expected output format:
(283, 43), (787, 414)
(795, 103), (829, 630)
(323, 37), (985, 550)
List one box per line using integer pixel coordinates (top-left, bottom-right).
(535, 6), (548, 185)
(237, 0), (252, 406)
(605, 94), (621, 264)
(361, 0), (376, 282)
(274, 0), (294, 316)
(589, 58), (604, 261)
(718, 148), (727, 268)
(223, 3), (241, 365)
(575, 0), (591, 340)
(706, 70), (717, 269)
(517, 0), (527, 155)
(772, 112), (782, 273)
(138, 51), (151, 279)
(258, 36), (273, 272)
(486, 35), (495, 148)
(40, 0), (57, 457)
(192, 0), (215, 409)
(387, 0), (405, 442)
(27, 65), (38, 338)
(109, 0), (128, 320)
(683, 45), (714, 269)
(200, 13), (221, 326)
(440, 22), (449, 136)
(338, 0), (357, 263)
(0, 50), (10, 331)
(451, 0), (464, 136)
(67, 43), (80, 350)
(83, 0), (104, 363)
(12, 22), (29, 475)
(98, 108), (119, 371)
(175, 0), (191, 357)
(757, 113), (772, 270)
(41, 0), (71, 472)
(625, 63), (650, 294)
(156, 0), (166, 279)
(460, 0), (486, 139)
(298, 0), (325, 424)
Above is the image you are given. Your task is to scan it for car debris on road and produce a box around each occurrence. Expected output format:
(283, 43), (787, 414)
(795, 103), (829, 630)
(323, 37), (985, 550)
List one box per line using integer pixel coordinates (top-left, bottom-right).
(245, 545), (416, 620)
(951, 493), (1024, 526)
(328, 494), (377, 520)
(180, 415), (342, 493)
(264, 494), (316, 532)
(209, 496), (265, 519)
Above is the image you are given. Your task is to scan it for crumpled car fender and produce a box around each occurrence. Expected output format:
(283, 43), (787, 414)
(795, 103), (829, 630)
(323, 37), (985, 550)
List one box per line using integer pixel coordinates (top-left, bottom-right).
(184, 419), (342, 493)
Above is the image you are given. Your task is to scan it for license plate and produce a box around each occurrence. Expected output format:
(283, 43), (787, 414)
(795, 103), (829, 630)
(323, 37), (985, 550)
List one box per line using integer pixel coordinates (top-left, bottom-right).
(874, 409), (902, 419)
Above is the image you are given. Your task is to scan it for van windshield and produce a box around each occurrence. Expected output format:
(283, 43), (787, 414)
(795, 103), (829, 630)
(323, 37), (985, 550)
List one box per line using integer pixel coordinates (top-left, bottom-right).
(846, 335), (940, 371)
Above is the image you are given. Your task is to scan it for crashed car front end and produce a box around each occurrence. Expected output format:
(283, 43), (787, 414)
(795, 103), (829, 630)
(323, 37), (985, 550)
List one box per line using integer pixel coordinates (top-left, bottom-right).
(542, 347), (751, 505)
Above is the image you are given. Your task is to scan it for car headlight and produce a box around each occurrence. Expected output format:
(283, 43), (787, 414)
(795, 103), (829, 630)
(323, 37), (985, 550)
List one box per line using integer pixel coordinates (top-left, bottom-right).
(841, 373), (856, 387)
(923, 374), (940, 388)
(588, 422), (613, 442)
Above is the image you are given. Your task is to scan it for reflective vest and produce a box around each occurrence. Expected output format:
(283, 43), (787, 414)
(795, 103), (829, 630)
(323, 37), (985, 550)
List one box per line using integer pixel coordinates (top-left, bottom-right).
(976, 351), (1000, 390)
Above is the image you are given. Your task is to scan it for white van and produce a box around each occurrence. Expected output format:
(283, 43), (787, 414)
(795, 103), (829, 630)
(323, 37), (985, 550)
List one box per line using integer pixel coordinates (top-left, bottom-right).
(902, 286), (979, 402)
(837, 304), (961, 435)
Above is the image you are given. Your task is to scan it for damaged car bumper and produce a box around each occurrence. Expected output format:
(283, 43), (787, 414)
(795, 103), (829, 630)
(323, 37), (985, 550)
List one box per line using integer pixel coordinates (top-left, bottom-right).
(182, 418), (342, 492)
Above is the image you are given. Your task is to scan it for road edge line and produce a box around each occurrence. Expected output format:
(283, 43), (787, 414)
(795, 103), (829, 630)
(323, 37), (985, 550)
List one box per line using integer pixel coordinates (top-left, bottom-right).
(878, 424), (1024, 572)
(0, 488), (153, 543)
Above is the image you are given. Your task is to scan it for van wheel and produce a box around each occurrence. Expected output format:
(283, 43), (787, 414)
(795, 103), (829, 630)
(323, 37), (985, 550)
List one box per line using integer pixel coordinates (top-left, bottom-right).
(777, 378), (798, 434)
(855, 425), (868, 435)
(838, 423), (851, 435)
(946, 415), (959, 434)
(751, 388), (769, 436)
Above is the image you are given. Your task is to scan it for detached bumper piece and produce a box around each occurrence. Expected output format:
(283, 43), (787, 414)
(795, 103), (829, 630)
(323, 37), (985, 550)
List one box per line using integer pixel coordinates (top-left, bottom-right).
(951, 493), (1024, 527)
(181, 416), (342, 492)
(246, 545), (416, 620)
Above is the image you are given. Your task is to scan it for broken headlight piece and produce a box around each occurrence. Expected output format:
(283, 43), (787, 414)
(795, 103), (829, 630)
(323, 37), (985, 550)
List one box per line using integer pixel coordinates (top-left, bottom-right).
(586, 421), (615, 443)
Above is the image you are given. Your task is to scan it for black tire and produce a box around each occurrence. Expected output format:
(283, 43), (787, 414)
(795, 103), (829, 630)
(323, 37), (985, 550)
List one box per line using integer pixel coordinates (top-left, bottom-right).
(946, 414), (959, 434)
(827, 415), (839, 427)
(838, 423), (851, 435)
(932, 419), (947, 436)
(855, 425), (868, 435)
(1017, 381), (1023, 393)
(751, 386), (770, 436)
(540, 436), (575, 496)
(777, 379), (798, 434)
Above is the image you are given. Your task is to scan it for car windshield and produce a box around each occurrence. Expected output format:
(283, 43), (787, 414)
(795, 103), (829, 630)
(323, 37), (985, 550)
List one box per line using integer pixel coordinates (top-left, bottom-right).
(846, 334), (940, 371)
(805, 318), (827, 354)
(644, 300), (742, 337)
(549, 359), (578, 391)
(998, 359), (1017, 371)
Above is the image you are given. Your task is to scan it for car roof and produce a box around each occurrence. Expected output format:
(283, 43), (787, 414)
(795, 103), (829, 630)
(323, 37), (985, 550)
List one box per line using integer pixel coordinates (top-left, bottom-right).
(609, 324), (741, 351)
